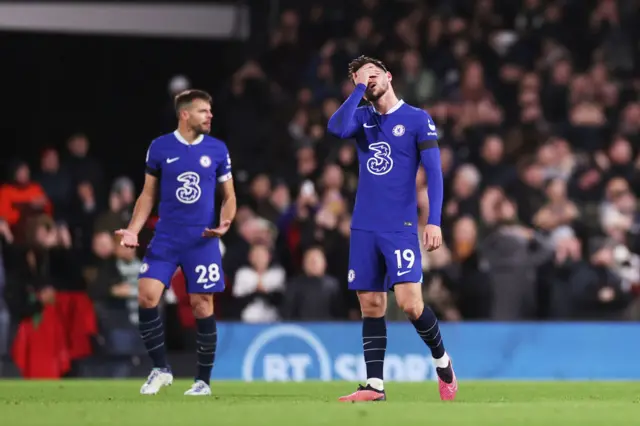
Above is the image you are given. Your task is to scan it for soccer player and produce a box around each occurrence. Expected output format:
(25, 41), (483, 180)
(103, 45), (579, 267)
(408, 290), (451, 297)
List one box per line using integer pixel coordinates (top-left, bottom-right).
(115, 89), (236, 396)
(327, 56), (458, 402)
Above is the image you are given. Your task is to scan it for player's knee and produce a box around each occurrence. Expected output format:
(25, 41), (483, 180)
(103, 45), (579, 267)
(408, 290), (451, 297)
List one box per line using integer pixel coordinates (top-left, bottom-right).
(138, 290), (159, 308)
(138, 278), (164, 308)
(190, 295), (214, 318)
(398, 297), (424, 320)
(359, 293), (386, 317)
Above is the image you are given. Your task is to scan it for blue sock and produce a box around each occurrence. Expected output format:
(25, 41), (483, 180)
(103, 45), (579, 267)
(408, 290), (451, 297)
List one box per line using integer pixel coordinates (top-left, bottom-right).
(410, 305), (446, 359)
(195, 314), (217, 385)
(362, 316), (386, 383)
(138, 306), (168, 369)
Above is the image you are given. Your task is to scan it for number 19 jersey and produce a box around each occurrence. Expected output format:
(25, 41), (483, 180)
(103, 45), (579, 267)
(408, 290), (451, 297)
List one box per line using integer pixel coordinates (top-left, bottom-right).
(327, 95), (439, 291)
(351, 100), (438, 234)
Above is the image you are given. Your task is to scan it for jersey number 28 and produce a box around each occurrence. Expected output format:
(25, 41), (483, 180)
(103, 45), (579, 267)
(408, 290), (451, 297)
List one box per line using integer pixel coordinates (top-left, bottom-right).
(195, 263), (220, 285)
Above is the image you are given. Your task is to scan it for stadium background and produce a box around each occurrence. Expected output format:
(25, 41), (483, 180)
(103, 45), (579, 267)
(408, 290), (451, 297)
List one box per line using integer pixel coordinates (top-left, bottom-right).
(1, 0), (640, 381)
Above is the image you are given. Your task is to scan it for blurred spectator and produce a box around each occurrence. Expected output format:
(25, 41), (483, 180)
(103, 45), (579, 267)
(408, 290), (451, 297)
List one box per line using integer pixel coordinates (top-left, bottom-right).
(88, 231), (140, 325)
(0, 220), (12, 357)
(232, 244), (285, 322)
(394, 49), (436, 105)
(94, 177), (135, 233)
(442, 216), (491, 319)
(480, 198), (554, 320)
(4, 215), (62, 324)
(570, 238), (640, 320)
(282, 247), (344, 320)
(86, 231), (144, 375)
(64, 134), (104, 198)
(0, 161), (52, 244)
(69, 181), (100, 253)
(36, 148), (72, 224)
(443, 164), (481, 228)
(533, 178), (580, 234)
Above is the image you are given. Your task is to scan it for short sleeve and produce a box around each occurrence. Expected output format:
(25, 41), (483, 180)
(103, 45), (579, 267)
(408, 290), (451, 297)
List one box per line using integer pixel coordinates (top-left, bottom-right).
(416, 110), (439, 151)
(145, 140), (161, 177)
(216, 144), (233, 183)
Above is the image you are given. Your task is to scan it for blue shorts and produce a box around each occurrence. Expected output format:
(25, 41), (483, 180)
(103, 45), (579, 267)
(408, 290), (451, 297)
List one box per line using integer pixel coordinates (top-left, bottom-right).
(348, 229), (423, 292)
(139, 224), (225, 293)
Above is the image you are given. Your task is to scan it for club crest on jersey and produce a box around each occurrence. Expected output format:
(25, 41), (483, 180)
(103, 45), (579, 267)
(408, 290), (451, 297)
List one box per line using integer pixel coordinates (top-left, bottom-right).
(392, 124), (405, 137)
(348, 269), (355, 283)
(366, 141), (394, 176)
(140, 263), (149, 273)
(200, 155), (212, 168)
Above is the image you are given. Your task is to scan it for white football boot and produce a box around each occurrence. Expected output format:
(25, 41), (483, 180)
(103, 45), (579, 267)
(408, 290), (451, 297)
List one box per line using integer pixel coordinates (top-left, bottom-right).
(140, 368), (173, 395)
(184, 380), (212, 396)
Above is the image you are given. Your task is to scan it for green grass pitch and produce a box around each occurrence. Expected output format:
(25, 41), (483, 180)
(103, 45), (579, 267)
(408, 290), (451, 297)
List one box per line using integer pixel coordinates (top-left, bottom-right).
(1, 380), (639, 425)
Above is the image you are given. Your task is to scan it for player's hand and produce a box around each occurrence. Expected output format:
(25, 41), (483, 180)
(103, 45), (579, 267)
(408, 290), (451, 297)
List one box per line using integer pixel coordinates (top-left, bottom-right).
(203, 220), (232, 238)
(115, 229), (139, 248)
(353, 67), (373, 86)
(423, 224), (442, 252)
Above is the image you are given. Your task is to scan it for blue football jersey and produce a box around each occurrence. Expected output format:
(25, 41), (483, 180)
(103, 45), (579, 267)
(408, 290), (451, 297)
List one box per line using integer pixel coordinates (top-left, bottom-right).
(145, 131), (232, 230)
(342, 100), (438, 233)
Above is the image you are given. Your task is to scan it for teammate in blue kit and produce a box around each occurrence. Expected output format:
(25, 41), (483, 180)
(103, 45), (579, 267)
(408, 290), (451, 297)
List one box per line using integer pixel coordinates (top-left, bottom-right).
(115, 89), (236, 396)
(327, 56), (458, 402)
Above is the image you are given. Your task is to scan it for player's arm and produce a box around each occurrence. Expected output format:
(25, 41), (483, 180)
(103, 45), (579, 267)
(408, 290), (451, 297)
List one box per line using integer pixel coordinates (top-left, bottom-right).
(203, 150), (236, 237)
(421, 144), (443, 227)
(218, 178), (237, 226)
(127, 173), (158, 235)
(418, 112), (444, 251)
(116, 143), (160, 247)
(327, 85), (364, 138)
(202, 179), (236, 238)
(327, 69), (371, 138)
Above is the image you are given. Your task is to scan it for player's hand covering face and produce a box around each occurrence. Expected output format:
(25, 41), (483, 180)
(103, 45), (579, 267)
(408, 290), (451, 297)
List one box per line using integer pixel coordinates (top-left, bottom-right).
(423, 224), (442, 252)
(352, 63), (389, 102)
(185, 98), (213, 135)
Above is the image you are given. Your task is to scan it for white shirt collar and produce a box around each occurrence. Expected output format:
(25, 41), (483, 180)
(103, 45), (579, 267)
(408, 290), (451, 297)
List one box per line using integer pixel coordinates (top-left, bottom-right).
(173, 130), (204, 146)
(372, 99), (405, 115)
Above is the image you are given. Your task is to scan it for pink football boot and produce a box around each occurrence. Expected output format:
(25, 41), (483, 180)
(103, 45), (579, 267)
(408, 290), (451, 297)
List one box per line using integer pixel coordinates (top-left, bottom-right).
(437, 361), (458, 401)
(338, 384), (386, 402)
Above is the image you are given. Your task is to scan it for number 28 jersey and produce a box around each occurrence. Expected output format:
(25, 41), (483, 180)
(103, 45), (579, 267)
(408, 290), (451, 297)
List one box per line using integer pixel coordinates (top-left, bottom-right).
(145, 130), (232, 230)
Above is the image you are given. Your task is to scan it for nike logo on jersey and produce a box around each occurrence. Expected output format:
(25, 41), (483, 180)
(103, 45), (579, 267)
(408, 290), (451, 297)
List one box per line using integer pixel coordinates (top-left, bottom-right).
(363, 123), (376, 128)
(166, 157), (180, 163)
(397, 270), (411, 276)
(203, 282), (216, 289)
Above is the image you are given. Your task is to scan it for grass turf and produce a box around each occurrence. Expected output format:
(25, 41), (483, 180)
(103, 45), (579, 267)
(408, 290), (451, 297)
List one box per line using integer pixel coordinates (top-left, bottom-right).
(1, 380), (639, 425)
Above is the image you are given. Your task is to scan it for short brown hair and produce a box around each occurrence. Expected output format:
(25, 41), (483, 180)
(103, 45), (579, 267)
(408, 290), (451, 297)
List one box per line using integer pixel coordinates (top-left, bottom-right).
(347, 55), (388, 80)
(174, 89), (212, 114)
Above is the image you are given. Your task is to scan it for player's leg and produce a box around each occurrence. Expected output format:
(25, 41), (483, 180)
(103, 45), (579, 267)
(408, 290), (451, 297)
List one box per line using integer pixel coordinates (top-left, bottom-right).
(137, 252), (177, 395)
(358, 290), (387, 390)
(180, 238), (225, 396)
(183, 292), (216, 396)
(379, 231), (458, 400)
(339, 229), (387, 402)
(394, 282), (457, 400)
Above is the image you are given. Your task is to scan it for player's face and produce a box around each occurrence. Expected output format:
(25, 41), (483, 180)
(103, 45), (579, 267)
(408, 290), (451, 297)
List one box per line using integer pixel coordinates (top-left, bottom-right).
(362, 65), (391, 102)
(186, 99), (213, 134)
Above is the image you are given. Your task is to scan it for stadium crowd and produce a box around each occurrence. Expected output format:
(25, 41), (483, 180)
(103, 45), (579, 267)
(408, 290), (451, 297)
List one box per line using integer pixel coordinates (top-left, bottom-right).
(1, 0), (640, 374)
